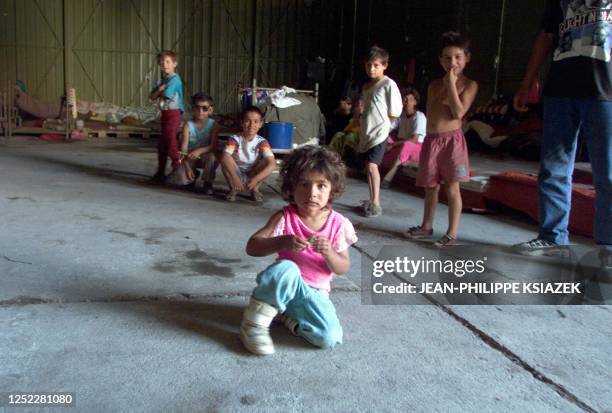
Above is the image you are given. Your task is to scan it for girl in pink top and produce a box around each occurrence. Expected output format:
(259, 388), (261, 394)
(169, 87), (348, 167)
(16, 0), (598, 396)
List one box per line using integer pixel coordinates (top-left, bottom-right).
(239, 146), (358, 355)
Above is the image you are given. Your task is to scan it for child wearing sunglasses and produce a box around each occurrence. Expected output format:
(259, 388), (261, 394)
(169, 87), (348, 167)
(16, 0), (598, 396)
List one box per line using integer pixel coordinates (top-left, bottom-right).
(175, 92), (220, 194)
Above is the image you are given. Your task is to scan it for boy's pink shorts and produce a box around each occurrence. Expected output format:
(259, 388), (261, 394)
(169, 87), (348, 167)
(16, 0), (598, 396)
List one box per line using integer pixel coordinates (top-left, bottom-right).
(416, 128), (470, 187)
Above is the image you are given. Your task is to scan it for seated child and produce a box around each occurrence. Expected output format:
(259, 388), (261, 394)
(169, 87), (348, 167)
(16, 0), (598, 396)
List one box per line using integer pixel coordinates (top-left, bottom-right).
(240, 146), (358, 355)
(325, 96), (353, 144)
(219, 106), (276, 202)
(328, 97), (364, 158)
(174, 93), (220, 194)
(381, 87), (427, 188)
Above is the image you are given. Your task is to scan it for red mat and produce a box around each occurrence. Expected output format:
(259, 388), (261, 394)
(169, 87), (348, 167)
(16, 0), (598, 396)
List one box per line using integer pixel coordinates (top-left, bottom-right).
(484, 172), (594, 237)
(382, 166), (489, 211)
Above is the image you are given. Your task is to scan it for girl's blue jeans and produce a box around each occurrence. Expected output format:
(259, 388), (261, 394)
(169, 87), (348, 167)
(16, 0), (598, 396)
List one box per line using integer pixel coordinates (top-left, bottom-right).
(252, 260), (343, 349)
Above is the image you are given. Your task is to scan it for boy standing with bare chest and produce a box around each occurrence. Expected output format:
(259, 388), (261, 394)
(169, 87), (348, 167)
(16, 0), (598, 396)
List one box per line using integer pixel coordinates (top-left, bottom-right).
(404, 32), (478, 246)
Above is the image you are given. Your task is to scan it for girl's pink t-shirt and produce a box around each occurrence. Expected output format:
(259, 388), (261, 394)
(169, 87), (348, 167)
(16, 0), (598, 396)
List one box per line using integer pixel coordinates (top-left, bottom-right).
(272, 205), (358, 291)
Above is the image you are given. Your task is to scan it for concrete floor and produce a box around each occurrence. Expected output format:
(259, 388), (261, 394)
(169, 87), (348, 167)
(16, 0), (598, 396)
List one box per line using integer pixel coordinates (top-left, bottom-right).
(0, 136), (610, 413)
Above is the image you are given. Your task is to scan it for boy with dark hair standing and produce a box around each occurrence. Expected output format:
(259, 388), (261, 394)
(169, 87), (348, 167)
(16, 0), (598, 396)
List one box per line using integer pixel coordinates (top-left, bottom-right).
(357, 46), (403, 217)
(404, 32), (478, 246)
(150, 50), (184, 183)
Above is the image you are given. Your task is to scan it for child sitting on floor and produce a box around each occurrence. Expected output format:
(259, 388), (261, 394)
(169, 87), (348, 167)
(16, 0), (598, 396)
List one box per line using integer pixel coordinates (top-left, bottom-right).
(328, 97), (364, 157)
(175, 92), (220, 194)
(240, 146), (358, 355)
(381, 87), (427, 188)
(325, 96), (353, 144)
(218, 106), (276, 202)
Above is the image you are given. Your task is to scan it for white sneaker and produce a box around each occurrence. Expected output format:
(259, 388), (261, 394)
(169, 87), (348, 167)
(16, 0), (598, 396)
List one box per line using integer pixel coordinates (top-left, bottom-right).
(274, 312), (299, 335)
(513, 238), (569, 257)
(239, 298), (278, 355)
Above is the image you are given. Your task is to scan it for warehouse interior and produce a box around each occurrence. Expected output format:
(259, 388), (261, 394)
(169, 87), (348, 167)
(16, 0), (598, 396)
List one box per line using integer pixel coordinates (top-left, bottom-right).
(1, 1), (610, 412)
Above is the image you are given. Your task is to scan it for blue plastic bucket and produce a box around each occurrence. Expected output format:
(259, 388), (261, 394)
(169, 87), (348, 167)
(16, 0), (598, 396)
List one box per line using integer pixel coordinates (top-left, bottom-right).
(266, 122), (293, 149)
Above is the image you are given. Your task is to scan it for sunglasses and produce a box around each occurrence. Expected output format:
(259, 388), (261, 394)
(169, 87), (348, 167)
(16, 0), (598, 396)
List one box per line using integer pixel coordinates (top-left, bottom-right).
(193, 105), (210, 112)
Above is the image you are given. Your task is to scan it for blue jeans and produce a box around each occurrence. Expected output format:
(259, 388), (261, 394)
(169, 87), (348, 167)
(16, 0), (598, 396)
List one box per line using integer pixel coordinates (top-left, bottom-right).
(539, 97), (612, 245)
(252, 260), (343, 349)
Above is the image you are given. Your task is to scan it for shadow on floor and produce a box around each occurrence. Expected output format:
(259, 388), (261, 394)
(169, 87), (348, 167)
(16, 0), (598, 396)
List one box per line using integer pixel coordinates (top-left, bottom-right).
(130, 299), (312, 355)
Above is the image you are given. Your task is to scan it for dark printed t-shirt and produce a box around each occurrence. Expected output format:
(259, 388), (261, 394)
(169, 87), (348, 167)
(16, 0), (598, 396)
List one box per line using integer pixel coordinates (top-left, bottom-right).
(541, 0), (611, 100)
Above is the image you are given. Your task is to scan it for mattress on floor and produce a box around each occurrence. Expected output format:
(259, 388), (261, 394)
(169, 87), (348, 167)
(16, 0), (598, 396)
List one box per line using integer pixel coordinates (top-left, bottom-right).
(484, 172), (595, 237)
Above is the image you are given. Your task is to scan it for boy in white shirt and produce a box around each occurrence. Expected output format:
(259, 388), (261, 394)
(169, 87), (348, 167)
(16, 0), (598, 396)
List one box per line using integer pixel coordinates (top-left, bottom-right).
(219, 106), (276, 202)
(358, 46), (403, 217)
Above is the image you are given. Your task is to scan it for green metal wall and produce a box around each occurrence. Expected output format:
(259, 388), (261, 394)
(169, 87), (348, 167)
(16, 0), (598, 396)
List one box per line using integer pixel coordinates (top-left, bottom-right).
(67, 0), (162, 107)
(0, 0), (64, 99)
(0, 0), (325, 114)
(0, 0), (548, 113)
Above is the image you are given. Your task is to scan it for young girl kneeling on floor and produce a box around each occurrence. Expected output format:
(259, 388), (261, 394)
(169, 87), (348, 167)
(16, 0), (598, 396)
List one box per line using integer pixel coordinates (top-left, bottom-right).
(240, 146), (358, 355)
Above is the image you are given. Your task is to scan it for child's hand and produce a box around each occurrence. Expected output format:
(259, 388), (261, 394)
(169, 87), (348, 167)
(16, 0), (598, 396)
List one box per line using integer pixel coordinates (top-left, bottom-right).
(513, 83), (531, 113)
(157, 83), (167, 93)
(282, 235), (309, 252)
(232, 177), (244, 192)
(444, 67), (457, 88)
(311, 236), (332, 257)
(246, 178), (259, 192)
(188, 149), (201, 160)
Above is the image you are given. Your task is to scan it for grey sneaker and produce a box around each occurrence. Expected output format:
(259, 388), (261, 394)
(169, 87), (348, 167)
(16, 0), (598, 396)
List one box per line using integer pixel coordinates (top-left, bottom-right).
(513, 238), (569, 257)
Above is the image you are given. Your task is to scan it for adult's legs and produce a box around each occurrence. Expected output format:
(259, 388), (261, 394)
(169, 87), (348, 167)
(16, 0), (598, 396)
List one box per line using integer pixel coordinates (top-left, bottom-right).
(580, 99), (612, 245)
(538, 97), (581, 245)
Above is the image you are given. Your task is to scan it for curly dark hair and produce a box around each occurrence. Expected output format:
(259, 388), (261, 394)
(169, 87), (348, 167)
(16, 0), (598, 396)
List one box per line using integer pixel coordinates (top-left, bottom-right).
(280, 146), (347, 204)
